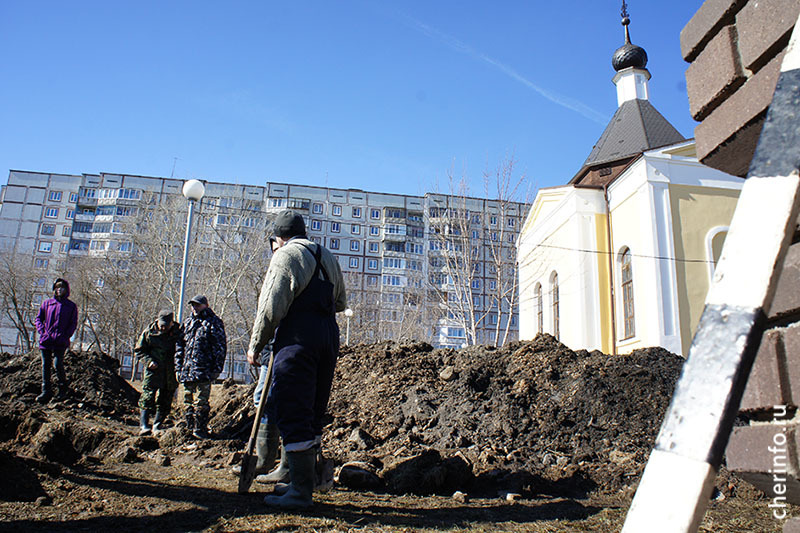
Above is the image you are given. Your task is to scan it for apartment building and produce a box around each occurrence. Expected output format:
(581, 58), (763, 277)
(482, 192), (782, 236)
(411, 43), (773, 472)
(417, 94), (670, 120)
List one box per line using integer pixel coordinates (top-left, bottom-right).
(0, 169), (525, 379)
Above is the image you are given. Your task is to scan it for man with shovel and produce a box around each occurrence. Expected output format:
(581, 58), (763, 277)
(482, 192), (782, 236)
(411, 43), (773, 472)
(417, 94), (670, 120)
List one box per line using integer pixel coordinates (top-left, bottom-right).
(243, 210), (346, 508)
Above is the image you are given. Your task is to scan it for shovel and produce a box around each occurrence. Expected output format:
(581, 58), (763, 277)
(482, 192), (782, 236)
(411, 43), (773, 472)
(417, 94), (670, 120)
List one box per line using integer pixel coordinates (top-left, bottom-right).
(237, 349), (275, 493)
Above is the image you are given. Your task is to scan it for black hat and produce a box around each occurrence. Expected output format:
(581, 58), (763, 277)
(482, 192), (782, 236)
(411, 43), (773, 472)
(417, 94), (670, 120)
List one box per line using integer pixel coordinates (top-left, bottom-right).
(189, 294), (208, 306)
(157, 309), (174, 326)
(273, 210), (306, 239)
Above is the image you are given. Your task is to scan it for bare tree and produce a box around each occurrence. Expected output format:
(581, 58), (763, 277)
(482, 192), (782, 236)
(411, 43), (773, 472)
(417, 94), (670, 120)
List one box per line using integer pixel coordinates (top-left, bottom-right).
(427, 157), (531, 347)
(0, 252), (39, 352)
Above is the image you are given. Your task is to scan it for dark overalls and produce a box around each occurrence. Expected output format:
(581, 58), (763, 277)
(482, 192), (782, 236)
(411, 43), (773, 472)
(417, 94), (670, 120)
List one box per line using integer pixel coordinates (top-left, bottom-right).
(267, 243), (340, 447)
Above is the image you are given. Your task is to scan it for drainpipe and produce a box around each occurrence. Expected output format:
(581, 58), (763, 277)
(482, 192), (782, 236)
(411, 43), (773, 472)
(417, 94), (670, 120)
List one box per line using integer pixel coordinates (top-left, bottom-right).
(604, 184), (617, 355)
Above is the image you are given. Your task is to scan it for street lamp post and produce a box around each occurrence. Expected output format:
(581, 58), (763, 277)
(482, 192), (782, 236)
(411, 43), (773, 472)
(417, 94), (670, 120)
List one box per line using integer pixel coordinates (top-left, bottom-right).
(177, 179), (205, 323)
(344, 308), (353, 345)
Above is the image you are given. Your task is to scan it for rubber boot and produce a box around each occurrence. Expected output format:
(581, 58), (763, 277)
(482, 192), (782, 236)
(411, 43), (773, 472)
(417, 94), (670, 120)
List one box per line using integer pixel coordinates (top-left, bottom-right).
(152, 411), (166, 434)
(263, 448), (315, 508)
(184, 408), (195, 432)
(193, 408), (210, 439)
(272, 445), (333, 495)
(233, 423), (279, 476)
(139, 409), (152, 436)
(36, 389), (52, 404)
(256, 443), (290, 484)
(55, 383), (70, 401)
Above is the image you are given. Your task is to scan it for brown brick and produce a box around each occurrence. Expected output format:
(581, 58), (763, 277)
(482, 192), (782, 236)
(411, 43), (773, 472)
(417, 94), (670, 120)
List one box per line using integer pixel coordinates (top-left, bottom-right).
(736, 0), (800, 72)
(772, 244), (800, 320)
(698, 114), (766, 176)
(781, 322), (800, 407)
(741, 329), (784, 411)
(681, 0), (745, 61)
(726, 424), (800, 504)
(686, 25), (745, 120)
(695, 50), (784, 168)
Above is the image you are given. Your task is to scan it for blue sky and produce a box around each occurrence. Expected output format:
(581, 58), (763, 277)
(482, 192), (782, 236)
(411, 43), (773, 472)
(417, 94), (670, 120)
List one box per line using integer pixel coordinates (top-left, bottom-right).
(0, 1), (702, 199)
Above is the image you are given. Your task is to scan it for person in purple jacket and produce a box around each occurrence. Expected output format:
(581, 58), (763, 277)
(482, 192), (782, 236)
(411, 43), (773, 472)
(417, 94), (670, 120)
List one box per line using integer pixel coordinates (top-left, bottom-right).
(34, 278), (79, 403)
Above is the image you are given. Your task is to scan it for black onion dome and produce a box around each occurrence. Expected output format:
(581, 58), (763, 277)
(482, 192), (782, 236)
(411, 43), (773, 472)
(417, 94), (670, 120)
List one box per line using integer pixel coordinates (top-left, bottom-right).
(612, 42), (648, 71)
(612, 14), (647, 71)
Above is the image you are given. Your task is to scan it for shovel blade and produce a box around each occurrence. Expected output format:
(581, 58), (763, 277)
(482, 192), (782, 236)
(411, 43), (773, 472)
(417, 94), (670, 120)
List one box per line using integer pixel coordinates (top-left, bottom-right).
(237, 453), (258, 493)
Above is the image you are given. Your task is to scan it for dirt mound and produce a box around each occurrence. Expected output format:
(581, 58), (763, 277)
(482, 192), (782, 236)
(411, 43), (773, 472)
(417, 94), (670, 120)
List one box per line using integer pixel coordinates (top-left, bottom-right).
(324, 335), (684, 495)
(0, 350), (139, 417)
(0, 338), (685, 497)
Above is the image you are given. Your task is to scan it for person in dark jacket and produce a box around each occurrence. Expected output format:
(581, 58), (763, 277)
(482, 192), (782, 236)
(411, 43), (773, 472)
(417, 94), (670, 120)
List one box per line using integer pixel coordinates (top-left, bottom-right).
(247, 210), (346, 508)
(34, 278), (79, 403)
(135, 309), (181, 436)
(175, 294), (226, 439)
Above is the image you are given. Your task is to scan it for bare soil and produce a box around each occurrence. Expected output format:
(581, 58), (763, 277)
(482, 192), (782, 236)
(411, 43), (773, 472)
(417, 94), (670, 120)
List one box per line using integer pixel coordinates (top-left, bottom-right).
(0, 337), (792, 532)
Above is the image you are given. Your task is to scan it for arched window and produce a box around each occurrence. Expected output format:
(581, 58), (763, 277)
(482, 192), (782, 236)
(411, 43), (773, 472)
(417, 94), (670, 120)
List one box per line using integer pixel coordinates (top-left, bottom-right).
(535, 283), (543, 334)
(621, 248), (635, 340)
(705, 226), (729, 281)
(550, 272), (559, 340)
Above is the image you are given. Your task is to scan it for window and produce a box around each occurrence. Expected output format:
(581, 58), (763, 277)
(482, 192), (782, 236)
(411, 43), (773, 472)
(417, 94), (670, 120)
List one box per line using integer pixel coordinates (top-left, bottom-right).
(383, 275), (401, 286)
(34, 258), (49, 269)
(66, 209), (74, 219)
(384, 257), (404, 269)
(367, 275), (378, 286)
(350, 240), (360, 251)
(407, 243), (423, 254)
(38, 242), (52, 253)
(70, 239), (89, 251)
(268, 198), (284, 208)
(332, 205), (342, 216)
(119, 188), (140, 200)
(507, 217), (516, 227)
(329, 238), (340, 250)
(41, 224), (56, 236)
(331, 222), (341, 233)
(312, 203), (323, 214)
(551, 272), (559, 340)
(369, 226), (379, 236)
(536, 283), (543, 334)
(81, 188), (97, 198)
(490, 215), (497, 225)
(621, 248), (635, 339)
(471, 230), (479, 239)
(118, 242), (132, 252)
(69, 192), (78, 203)
(489, 280), (497, 291)
(370, 208), (380, 219)
(368, 242), (379, 253)
(45, 207), (59, 218)
(49, 191), (62, 202)
(311, 220), (322, 231)
(352, 207), (362, 218)
(59, 243), (68, 253)
(62, 226), (71, 237)
(349, 257), (359, 268)
(471, 279), (481, 289)
(367, 259), (378, 270)
(90, 240), (108, 251)
(115, 206), (138, 217)
(351, 224), (360, 235)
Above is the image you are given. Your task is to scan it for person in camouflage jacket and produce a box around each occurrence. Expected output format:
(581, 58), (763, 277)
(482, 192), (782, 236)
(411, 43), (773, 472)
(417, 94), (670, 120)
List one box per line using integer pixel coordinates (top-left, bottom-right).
(135, 309), (181, 436)
(175, 294), (226, 439)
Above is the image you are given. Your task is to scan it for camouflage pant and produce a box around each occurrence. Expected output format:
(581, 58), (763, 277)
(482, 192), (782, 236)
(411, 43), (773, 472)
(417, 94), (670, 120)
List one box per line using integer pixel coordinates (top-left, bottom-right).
(138, 364), (178, 414)
(182, 381), (212, 416)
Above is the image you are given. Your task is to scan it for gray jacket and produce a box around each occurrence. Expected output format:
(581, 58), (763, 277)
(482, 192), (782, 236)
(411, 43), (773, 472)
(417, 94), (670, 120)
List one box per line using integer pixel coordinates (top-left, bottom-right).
(249, 237), (346, 356)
